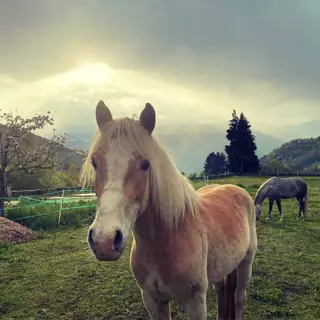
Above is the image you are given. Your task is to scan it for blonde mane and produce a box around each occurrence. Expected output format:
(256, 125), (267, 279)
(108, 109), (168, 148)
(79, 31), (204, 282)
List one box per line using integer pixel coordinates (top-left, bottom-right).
(80, 117), (199, 229)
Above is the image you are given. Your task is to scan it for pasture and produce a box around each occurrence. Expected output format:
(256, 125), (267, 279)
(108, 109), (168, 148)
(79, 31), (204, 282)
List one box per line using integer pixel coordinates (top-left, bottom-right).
(0, 176), (319, 319)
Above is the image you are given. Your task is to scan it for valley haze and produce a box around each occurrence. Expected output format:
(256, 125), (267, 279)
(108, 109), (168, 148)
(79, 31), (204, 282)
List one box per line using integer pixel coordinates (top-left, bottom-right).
(65, 119), (319, 174)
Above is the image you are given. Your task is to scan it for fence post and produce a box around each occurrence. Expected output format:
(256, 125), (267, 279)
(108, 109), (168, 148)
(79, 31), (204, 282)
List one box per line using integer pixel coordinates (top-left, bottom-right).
(58, 189), (65, 225)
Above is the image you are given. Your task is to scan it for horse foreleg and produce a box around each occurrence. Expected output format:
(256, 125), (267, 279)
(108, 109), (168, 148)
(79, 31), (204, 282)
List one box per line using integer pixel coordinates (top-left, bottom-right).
(141, 290), (171, 320)
(297, 200), (304, 219)
(266, 198), (274, 221)
(276, 199), (283, 221)
(183, 290), (207, 320)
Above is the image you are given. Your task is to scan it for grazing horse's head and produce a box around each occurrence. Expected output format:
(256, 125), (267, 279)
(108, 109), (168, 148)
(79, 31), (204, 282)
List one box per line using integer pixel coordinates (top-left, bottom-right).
(81, 100), (156, 261)
(255, 204), (262, 220)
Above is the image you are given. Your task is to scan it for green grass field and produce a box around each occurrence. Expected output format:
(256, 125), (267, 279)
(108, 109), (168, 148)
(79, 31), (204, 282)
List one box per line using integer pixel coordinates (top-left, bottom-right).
(1, 176), (319, 319)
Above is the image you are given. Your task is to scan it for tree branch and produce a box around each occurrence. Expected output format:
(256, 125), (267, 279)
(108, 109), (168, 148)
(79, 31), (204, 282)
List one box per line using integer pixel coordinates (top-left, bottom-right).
(0, 109), (69, 186)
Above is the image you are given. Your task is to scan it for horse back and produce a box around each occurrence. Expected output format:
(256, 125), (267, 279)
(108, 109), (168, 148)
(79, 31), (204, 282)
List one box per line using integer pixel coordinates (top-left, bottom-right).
(197, 184), (254, 250)
(197, 183), (255, 228)
(278, 177), (307, 198)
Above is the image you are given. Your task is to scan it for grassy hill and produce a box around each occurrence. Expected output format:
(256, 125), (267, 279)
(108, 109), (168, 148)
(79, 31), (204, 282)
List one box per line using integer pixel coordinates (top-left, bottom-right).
(260, 136), (320, 172)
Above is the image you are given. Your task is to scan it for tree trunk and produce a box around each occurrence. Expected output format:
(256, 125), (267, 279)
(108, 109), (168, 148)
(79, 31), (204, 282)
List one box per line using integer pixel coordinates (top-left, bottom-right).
(0, 170), (6, 216)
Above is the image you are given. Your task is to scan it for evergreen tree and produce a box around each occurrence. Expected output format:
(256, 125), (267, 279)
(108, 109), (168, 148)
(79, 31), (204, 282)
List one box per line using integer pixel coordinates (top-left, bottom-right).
(225, 110), (260, 174)
(225, 110), (240, 172)
(204, 152), (227, 175)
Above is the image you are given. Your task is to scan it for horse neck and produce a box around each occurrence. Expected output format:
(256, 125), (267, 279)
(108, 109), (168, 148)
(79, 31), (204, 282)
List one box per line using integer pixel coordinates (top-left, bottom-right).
(133, 202), (168, 244)
(132, 173), (197, 247)
(255, 188), (268, 205)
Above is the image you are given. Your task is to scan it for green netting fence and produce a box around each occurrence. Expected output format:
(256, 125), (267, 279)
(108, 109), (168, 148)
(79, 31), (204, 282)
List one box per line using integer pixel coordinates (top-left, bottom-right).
(1, 188), (97, 231)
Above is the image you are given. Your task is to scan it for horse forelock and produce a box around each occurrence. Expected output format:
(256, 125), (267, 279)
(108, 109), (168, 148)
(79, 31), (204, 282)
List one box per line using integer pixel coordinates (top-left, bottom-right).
(81, 117), (199, 229)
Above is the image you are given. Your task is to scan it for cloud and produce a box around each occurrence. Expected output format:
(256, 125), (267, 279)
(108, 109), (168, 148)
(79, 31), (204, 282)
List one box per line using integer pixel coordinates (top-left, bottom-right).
(0, 63), (212, 135)
(1, 0), (320, 135)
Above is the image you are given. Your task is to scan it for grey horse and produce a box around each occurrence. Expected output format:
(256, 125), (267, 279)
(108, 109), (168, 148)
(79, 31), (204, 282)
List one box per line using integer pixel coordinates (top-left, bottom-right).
(254, 176), (308, 221)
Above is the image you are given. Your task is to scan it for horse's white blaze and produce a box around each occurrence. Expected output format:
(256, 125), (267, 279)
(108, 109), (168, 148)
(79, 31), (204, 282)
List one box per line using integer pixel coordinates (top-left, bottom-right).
(91, 190), (125, 241)
(91, 140), (140, 243)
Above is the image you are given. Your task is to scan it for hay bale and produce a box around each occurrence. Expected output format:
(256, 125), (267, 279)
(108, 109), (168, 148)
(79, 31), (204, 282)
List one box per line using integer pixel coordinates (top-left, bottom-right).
(0, 217), (35, 244)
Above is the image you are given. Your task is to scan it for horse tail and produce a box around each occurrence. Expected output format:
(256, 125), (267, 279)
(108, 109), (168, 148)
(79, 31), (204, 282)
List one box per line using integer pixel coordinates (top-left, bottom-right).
(303, 187), (308, 217)
(223, 268), (237, 319)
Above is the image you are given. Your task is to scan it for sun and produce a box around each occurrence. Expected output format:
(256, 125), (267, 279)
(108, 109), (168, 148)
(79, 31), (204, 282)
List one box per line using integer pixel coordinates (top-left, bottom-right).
(55, 62), (113, 87)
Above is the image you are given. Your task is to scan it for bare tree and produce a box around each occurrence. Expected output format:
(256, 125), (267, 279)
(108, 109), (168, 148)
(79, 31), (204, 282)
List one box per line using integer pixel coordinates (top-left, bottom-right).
(0, 110), (68, 215)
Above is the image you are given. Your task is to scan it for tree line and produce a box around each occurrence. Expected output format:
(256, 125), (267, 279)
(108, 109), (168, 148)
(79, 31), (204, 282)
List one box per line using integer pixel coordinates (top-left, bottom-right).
(203, 110), (260, 176)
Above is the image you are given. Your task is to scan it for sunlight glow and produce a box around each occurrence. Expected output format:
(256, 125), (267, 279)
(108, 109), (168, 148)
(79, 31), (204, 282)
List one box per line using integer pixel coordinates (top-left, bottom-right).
(54, 63), (112, 87)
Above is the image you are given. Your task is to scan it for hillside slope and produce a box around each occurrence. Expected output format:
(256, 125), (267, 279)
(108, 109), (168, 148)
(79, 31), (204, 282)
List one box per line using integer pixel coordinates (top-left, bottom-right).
(23, 132), (84, 169)
(0, 124), (84, 170)
(260, 136), (320, 172)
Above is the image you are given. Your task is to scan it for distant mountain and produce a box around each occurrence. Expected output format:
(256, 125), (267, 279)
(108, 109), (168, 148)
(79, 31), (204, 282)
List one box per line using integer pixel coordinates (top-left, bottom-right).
(155, 128), (284, 173)
(260, 136), (320, 172)
(66, 131), (93, 149)
(68, 125), (284, 174)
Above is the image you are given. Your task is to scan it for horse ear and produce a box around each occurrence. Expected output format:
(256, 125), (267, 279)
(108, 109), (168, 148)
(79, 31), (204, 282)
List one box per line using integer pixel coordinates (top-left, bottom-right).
(139, 102), (156, 134)
(96, 100), (112, 129)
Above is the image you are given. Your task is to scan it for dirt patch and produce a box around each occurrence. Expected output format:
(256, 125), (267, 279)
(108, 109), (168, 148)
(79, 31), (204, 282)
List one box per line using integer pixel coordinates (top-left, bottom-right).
(281, 283), (310, 296)
(0, 217), (35, 244)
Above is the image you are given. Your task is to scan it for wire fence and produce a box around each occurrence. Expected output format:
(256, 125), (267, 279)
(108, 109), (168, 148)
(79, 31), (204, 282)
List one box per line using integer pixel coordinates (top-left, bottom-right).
(187, 171), (320, 181)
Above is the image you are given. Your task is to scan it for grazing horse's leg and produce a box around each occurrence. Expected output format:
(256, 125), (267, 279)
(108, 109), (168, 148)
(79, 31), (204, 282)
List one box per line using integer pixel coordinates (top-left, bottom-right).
(297, 199), (304, 219)
(275, 199), (283, 221)
(234, 251), (255, 320)
(266, 198), (274, 221)
(141, 290), (171, 320)
(296, 197), (301, 219)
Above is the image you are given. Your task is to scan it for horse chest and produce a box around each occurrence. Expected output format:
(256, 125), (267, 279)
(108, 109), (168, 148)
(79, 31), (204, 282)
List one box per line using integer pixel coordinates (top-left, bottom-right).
(130, 243), (204, 301)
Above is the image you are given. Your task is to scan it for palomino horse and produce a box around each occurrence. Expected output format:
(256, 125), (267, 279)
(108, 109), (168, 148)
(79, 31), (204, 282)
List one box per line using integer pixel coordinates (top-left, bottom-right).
(80, 100), (257, 320)
(255, 176), (308, 221)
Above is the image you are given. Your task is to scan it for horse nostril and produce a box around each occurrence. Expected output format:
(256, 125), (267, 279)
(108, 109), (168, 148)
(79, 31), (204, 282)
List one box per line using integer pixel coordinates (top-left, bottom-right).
(88, 229), (95, 248)
(113, 229), (123, 251)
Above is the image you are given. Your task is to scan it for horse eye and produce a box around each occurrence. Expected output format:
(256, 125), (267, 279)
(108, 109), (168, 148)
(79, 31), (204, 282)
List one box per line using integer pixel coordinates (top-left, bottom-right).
(91, 157), (97, 169)
(140, 159), (150, 171)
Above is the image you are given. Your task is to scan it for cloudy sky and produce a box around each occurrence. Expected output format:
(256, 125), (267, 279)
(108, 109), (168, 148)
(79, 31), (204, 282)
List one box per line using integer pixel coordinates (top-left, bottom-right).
(1, 0), (320, 138)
